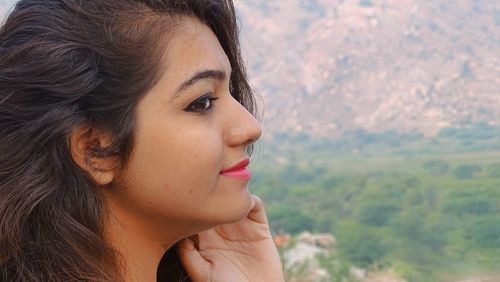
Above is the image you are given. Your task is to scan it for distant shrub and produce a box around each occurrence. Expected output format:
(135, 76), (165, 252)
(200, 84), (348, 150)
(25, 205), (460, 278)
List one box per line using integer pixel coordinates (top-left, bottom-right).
(358, 202), (400, 226)
(338, 225), (389, 268)
(444, 196), (496, 216)
(453, 164), (482, 179)
(268, 204), (315, 234)
(391, 211), (447, 251)
(487, 163), (500, 178)
(404, 177), (422, 188)
(422, 160), (450, 176)
(358, 0), (374, 7)
(321, 176), (345, 191)
(466, 216), (500, 249)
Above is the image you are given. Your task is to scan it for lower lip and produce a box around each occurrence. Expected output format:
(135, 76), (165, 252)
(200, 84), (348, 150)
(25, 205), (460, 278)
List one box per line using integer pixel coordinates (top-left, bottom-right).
(220, 168), (252, 180)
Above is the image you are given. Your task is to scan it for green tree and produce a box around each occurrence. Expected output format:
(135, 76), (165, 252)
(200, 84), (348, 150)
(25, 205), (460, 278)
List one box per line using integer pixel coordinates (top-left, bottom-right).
(267, 203), (314, 234)
(487, 163), (500, 177)
(337, 222), (390, 268)
(466, 216), (500, 249)
(453, 164), (482, 179)
(422, 160), (449, 176)
(444, 194), (496, 216)
(357, 202), (400, 227)
(391, 211), (446, 251)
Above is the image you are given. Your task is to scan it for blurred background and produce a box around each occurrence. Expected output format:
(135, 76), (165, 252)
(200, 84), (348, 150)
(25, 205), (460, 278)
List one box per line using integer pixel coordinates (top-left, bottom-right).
(2, 0), (500, 281)
(235, 1), (500, 281)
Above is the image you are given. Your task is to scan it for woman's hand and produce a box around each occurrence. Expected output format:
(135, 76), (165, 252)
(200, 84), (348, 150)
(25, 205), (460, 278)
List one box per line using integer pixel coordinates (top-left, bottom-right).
(177, 195), (285, 282)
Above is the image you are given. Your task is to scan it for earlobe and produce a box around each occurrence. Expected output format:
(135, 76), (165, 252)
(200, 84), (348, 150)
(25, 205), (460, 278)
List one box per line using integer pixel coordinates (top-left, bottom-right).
(69, 123), (117, 186)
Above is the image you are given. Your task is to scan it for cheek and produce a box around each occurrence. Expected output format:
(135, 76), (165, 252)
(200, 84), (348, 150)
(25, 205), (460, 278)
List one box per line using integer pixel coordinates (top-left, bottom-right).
(122, 121), (224, 211)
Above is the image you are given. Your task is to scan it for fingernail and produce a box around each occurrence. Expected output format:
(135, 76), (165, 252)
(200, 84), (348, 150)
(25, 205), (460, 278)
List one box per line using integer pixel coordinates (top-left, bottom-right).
(187, 239), (195, 250)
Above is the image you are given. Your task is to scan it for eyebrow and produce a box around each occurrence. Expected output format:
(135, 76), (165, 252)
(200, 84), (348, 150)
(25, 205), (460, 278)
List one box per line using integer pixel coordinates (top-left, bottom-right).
(174, 70), (227, 97)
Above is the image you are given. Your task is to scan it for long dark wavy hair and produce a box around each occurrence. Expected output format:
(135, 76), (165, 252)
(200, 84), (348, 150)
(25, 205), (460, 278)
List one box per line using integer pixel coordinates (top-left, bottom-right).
(0, 0), (255, 281)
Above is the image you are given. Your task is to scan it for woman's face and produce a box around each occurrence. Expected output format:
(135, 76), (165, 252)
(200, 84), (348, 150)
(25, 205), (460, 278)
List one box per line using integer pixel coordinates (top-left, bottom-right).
(107, 18), (262, 236)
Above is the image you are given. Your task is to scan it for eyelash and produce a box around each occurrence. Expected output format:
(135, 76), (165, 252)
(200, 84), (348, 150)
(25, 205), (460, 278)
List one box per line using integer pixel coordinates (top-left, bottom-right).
(184, 93), (219, 114)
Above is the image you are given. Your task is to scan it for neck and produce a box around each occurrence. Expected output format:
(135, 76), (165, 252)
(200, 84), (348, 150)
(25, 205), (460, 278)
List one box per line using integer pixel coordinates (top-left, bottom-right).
(105, 212), (169, 282)
(104, 202), (193, 282)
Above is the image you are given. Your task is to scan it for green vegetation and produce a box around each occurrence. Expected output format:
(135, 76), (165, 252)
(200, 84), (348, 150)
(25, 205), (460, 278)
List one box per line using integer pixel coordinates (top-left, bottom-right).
(251, 123), (500, 281)
(358, 0), (375, 7)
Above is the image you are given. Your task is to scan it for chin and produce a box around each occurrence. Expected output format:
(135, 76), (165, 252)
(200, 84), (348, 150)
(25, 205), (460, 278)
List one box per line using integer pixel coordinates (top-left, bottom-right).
(214, 191), (253, 224)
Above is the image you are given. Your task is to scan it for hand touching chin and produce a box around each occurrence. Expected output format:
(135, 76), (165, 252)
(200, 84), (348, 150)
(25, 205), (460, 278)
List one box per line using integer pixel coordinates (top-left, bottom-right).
(177, 195), (285, 282)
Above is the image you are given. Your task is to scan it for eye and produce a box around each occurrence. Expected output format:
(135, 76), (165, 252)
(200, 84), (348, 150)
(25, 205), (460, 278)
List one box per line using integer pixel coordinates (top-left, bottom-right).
(184, 93), (218, 113)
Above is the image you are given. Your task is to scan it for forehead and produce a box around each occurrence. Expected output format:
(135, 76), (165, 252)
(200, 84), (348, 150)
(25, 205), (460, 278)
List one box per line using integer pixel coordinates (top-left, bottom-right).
(161, 17), (231, 79)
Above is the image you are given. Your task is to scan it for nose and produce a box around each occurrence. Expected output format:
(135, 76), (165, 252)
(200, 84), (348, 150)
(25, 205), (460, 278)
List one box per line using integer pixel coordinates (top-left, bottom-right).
(224, 97), (262, 148)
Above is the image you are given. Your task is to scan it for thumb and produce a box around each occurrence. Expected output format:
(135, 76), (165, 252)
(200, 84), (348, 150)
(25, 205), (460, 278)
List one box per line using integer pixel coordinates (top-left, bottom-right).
(176, 238), (211, 281)
(247, 195), (269, 225)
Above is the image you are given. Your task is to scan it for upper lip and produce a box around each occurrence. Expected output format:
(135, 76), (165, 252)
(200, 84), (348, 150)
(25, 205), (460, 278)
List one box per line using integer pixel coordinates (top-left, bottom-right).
(220, 158), (250, 173)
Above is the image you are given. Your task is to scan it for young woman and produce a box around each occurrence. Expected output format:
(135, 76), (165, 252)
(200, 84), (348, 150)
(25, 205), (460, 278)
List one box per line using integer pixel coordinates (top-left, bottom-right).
(0, 0), (284, 281)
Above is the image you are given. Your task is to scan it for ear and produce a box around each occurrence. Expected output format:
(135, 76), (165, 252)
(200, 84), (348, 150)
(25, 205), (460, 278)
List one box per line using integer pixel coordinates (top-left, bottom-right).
(69, 123), (119, 186)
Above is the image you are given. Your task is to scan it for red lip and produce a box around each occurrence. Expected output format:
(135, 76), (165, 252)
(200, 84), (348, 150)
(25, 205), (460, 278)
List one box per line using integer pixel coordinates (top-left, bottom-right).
(220, 158), (250, 173)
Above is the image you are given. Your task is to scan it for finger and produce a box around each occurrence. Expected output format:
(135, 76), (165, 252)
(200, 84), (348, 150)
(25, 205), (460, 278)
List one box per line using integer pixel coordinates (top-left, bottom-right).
(176, 238), (211, 281)
(246, 195), (269, 224)
(196, 228), (222, 249)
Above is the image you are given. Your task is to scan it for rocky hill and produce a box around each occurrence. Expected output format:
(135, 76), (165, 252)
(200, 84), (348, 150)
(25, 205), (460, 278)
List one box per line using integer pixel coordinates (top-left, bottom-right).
(235, 0), (500, 138)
